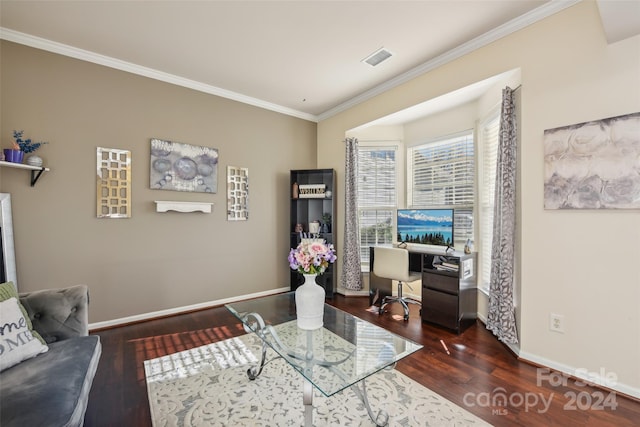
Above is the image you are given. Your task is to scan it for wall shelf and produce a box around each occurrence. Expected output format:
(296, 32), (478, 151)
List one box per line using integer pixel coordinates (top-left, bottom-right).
(0, 160), (50, 186)
(154, 201), (214, 213)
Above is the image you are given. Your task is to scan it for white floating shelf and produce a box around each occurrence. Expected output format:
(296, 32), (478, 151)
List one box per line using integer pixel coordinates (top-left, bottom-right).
(0, 160), (50, 186)
(154, 201), (213, 213)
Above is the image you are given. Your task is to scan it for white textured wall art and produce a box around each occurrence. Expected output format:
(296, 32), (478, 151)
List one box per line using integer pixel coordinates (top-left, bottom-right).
(544, 112), (640, 209)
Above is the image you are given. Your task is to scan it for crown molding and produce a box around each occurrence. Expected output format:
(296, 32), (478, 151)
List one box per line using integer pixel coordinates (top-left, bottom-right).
(316, 0), (581, 122)
(1, 0), (580, 124)
(0, 27), (318, 123)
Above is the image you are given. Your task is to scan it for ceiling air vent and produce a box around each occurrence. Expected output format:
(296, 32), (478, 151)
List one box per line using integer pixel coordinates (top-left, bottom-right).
(362, 47), (393, 67)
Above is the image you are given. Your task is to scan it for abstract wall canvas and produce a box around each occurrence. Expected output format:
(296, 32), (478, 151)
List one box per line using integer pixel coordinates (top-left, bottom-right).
(150, 138), (218, 193)
(544, 112), (640, 209)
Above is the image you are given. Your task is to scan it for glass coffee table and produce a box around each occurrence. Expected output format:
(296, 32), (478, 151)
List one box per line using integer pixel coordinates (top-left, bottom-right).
(225, 292), (422, 426)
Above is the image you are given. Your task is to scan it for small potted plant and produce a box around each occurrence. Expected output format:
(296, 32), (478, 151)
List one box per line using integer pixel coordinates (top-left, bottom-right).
(321, 213), (332, 233)
(4, 130), (48, 165)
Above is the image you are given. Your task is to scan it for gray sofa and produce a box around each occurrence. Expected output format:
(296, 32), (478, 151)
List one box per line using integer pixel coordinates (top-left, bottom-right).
(0, 285), (102, 427)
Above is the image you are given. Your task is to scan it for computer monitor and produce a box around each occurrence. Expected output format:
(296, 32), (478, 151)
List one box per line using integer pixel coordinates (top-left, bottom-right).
(396, 208), (454, 247)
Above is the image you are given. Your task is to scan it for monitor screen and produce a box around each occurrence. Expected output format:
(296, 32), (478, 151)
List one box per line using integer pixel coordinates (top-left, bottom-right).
(396, 209), (454, 247)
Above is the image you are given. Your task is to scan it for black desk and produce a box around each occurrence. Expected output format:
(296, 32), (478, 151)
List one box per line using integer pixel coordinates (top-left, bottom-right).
(369, 246), (477, 334)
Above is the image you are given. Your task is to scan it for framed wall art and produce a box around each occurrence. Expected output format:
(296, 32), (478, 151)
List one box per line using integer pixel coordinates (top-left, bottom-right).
(544, 112), (640, 209)
(0, 193), (17, 288)
(150, 138), (218, 193)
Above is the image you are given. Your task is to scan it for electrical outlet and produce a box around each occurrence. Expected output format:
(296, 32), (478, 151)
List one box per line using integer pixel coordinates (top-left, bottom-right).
(550, 313), (565, 333)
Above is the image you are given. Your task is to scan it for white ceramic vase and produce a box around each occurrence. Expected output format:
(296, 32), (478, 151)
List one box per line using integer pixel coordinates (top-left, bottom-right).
(295, 274), (325, 330)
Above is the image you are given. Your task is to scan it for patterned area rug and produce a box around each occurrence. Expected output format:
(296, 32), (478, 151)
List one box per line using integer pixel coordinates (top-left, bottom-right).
(144, 334), (491, 426)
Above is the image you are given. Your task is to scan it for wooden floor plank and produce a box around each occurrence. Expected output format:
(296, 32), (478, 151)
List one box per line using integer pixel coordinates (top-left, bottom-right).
(84, 295), (640, 426)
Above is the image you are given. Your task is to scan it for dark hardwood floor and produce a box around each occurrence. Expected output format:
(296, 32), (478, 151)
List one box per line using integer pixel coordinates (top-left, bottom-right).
(85, 295), (639, 426)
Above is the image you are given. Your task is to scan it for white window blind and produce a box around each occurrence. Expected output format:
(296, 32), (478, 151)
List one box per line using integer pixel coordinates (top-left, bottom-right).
(408, 132), (474, 207)
(407, 131), (474, 245)
(479, 114), (500, 291)
(357, 146), (397, 265)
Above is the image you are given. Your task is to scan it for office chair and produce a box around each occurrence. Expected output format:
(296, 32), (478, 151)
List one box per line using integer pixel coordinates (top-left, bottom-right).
(373, 246), (422, 321)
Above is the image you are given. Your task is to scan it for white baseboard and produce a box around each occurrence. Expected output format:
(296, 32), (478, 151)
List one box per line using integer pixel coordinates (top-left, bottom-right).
(335, 287), (422, 302)
(518, 349), (640, 400)
(404, 291), (421, 301)
(469, 316), (638, 400)
(477, 311), (487, 324)
(88, 286), (290, 330)
(335, 287), (370, 297)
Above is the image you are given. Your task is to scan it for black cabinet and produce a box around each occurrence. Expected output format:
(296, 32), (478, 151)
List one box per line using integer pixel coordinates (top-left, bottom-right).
(290, 169), (336, 298)
(421, 252), (477, 334)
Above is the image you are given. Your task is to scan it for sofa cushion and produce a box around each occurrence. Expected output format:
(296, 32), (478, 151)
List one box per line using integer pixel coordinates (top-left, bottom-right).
(0, 297), (49, 371)
(0, 335), (102, 427)
(0, 281), (46, 345)
(19, 284), (89, 343)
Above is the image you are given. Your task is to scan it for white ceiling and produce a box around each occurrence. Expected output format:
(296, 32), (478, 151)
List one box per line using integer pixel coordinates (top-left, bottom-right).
(596, 0), (640, 43)
(0, 1), (635, 123)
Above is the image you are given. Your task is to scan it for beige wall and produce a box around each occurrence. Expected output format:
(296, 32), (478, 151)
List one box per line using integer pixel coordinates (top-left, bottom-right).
(403, 102), (478, 146)
(0, 41), (317, 323)
(318, 1), (640, 397)
(1, 0), (638, 398)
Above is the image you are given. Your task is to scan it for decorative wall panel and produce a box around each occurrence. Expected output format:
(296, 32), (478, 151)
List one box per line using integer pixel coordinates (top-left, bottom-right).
(96, 147), (131, 218)
(227, 166), (249, 221)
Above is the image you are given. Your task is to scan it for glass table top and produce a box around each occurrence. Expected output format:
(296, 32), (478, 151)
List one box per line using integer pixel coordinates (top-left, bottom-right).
(225, 292), (422, 397)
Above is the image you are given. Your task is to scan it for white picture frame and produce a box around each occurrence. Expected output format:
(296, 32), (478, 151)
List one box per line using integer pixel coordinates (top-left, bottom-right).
(0, 193), (18, 289)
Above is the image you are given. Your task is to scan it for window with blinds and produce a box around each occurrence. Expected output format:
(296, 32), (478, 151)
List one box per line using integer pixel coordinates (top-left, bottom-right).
(479, 113), (500, 291)
(357, 146), (397, 265)
(407, 131), (474, 246)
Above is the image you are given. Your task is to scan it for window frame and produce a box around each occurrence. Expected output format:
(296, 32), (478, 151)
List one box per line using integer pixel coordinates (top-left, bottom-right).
(477, 107), (501, 293)
(406, 130), (475, 248)
(356, 141), (402, 270)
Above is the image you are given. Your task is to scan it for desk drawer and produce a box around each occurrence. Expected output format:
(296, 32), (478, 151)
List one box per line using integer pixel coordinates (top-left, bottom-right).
(422, 289), (458, 330)
(422, 272), (459, 295)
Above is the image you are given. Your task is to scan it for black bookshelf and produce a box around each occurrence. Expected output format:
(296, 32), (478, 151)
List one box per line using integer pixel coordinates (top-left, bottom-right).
(290, 169), (336, 298)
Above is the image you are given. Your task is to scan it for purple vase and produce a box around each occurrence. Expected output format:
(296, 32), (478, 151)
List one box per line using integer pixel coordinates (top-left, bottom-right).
(3, 149), (24, 163)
